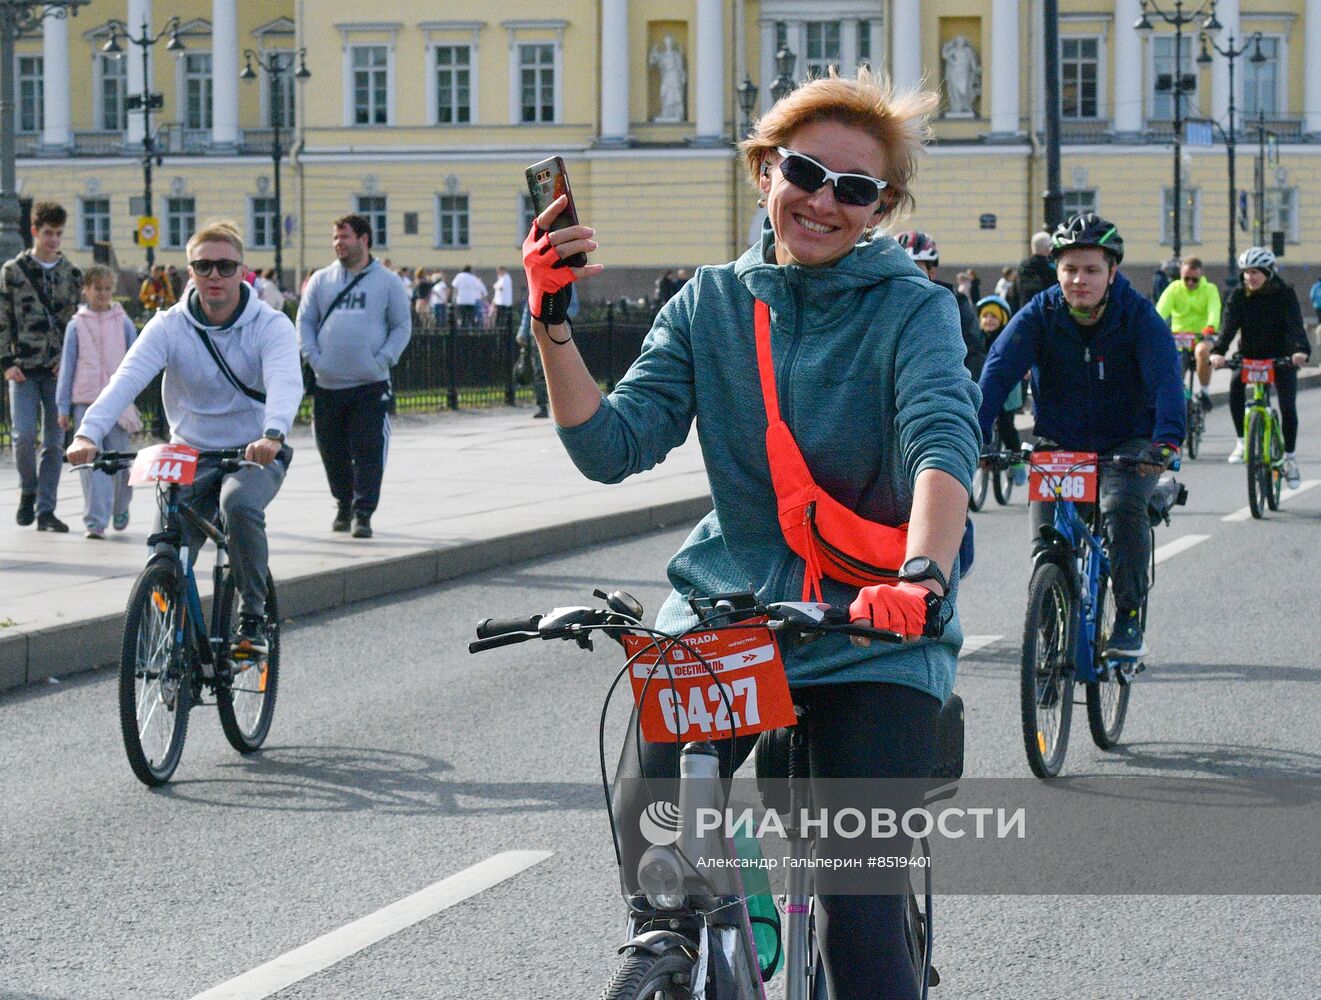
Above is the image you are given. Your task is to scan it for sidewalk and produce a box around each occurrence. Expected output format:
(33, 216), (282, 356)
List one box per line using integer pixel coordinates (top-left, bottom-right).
(0, 405), (711, 692)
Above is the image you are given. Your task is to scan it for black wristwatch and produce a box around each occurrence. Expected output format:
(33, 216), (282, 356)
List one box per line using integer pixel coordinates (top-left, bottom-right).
(899, 556), (949, 597)
(262, 428), (285, 443)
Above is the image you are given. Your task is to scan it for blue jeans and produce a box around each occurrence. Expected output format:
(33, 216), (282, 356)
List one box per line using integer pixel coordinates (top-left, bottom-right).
(9, 371), (63, 515)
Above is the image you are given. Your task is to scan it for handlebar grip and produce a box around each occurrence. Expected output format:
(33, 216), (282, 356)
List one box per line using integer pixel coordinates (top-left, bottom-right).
(475, 615), (542, 639)
(834, 622), (906, 644)
(468, 632), (537, 654)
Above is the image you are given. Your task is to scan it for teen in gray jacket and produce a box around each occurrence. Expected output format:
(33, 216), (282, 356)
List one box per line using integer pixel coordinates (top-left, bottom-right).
(296, 215), (412, 537)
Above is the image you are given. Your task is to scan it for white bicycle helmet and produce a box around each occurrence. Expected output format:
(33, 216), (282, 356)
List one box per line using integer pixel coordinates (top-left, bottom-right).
(896, 230), (940, 264)
(1237, 246), (1276, 275)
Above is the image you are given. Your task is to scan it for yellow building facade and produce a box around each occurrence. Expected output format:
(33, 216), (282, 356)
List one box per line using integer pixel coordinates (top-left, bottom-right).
(13, 0), (1321, 292)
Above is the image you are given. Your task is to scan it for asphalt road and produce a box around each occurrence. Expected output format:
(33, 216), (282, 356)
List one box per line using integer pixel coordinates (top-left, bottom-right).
(3, 391), (1321, 1000)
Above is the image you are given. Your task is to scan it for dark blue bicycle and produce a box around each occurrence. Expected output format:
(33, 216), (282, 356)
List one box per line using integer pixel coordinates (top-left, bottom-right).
(1019, 450), (1184, 779)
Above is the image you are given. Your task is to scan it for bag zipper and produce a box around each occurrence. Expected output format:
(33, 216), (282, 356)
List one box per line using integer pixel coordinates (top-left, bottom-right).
(805, 501), (900, 579)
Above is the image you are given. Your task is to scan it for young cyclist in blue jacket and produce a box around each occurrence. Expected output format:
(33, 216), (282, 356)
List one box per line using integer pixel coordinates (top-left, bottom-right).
(977, 214), (1185, 658)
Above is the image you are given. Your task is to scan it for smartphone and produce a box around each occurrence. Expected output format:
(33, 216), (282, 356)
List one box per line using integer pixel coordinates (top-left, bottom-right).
(525, 156), (587, 268)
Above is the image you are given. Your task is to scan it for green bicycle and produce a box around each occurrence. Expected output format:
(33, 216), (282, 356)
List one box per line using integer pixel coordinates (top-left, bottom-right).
(1226, 356), (1295, 520)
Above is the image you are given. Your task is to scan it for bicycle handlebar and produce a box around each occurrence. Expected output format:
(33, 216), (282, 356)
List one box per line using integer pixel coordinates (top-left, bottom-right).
(1223, 355), (1298, 371)
(475, 615), (543, 639)
(66, 448), (256, 475)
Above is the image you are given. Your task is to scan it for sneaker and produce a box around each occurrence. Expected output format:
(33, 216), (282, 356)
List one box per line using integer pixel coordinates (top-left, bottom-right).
(1104, 610), (1148, 659)
(1227, 440), (1245, 464)
(230, 614), (269, 660)
(332, 503), (352, 533)
(37, 512), (69, 533)
(1198, 389), (1213, 413)
(113, 511), (130, 531)
(85, 527), (105, 540)
(1284, 457), (1301, 489)
(532, 407), (549, 419)
(351, 513), (373, 538)
(16, 492), (35, 526)
(1011, 463), (1028, 487)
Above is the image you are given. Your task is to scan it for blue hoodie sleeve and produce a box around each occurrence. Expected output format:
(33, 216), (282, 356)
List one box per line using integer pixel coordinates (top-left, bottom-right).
(557, 280), (697, 484)
(1135, 298), (1186, 448)
(976, 298), (1042, 442)
(56, 320), (78, 415)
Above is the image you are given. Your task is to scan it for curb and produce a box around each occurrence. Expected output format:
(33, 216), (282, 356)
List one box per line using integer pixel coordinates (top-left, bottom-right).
(0, 493), (714, 694)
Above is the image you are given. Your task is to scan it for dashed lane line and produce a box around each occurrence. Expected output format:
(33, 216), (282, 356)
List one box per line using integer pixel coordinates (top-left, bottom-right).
(188, 850), (554, 1000)
(1222, 479), (1321, 522)
(1153, 534), (1210, 564)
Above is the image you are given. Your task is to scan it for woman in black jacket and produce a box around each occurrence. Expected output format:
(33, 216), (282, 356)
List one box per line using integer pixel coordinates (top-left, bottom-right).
(1210, 247), (1310, 485)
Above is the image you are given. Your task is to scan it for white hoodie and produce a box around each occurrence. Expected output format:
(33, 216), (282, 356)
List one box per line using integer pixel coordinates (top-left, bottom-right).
(77, 285), (303, 451)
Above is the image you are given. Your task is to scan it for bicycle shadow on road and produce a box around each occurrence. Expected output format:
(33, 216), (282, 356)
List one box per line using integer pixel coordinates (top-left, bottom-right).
(153, 743), (601, 816)
(1091, 740), (1321, 780)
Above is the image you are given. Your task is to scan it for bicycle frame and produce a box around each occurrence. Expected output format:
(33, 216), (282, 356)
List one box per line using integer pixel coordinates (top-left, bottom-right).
(1245, 381), (1280, 466)
(1040, 495), (1108, 685)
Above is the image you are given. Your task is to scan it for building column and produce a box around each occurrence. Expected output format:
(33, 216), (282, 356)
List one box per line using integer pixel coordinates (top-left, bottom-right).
(693, 0), (724, 142)
(597, 0), (629, 144)
(758, 20), (775, 111)
(126, 0), (151, 145)
(40, 6), (72, 152)
(988, 0), (1020, 138)
(1210, 0), (1240, 131)
(1305, 0), (1321, 139)
(211, 0), (240, 149)
(841, 17), (858, 74)
(1112, 0), (1144, 138)
(890, 0), (921, 92)
(868, 18), (885, 72)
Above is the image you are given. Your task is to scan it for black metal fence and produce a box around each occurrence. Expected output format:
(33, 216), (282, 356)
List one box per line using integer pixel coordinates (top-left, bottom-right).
(0, 300), (659, 448)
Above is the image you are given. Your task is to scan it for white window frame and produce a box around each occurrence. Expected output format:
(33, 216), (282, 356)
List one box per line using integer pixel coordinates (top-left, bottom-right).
(16, 54), (43, 134)
(1147, 33), (1198, 122)
(1161, 186), (1201, 246)
(1264, 187), (1299, 244)
(1241, 33), (1286, 121)
(803, 21), (843, 80)
(178, 50), (214, 131)
(355, 194), (389, 248)
(344, 43), (393, 126)
(249, 195), (279, 250)
(759, 4), (886, 109)
(257, 47), (297, 128)
(433, 193), (470, 249)
(517, 192), (536, 246)
(430, 43), (475, 125)
(80, 197), (110, 250)
(1062, 189), (1099, 217)
(96, 52), (127, 132)
(502, 20), (566, 125)
(515, 42), (557, 124)
(164, 196), (196, 250)
(1060, 34), (1105, 121)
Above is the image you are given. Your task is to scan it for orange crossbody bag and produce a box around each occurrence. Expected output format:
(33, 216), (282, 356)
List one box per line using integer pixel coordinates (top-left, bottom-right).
(754, 299), (909, 601)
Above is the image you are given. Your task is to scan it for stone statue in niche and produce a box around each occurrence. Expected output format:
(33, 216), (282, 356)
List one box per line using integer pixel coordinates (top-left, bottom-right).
(649, 34), (687, 122)
(941, 34), (981, 117)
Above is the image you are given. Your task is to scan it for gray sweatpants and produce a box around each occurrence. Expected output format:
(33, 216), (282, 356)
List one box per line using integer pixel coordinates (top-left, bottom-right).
(9, 372), (63, 515)
(154, 448), (291, 617)
(71, 403), (132, 532)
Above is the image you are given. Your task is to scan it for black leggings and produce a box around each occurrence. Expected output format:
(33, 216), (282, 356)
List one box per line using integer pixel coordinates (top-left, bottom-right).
(1229, 366), (1298, 452)
(996, 409), (1022, 452)
(614, 681), (941, 1000)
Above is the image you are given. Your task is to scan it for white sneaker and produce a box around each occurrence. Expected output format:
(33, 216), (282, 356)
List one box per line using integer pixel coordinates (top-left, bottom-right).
(1284, 457), (1301, 489)
(1227, 441), (1245, 464)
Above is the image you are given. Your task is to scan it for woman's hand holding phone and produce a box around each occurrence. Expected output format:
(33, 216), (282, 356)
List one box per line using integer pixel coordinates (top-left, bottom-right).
(524, 194), (603, 328)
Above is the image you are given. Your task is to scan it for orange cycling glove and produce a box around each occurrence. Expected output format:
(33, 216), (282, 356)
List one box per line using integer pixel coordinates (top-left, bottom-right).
(522, 222), (577, 325)
(848, 581), (945, 640)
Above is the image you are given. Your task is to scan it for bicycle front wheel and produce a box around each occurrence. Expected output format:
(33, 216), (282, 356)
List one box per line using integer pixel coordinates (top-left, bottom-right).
(119, 558), (191, 786)
(970, 463), (990, 511)
(217, 572), (281, 753)
(1086, 572), (1131, 750)
(993, 462), (1015, 505)
(1021, 562), (1074, 779)
(600, 950), (695, 1000)
(1185, 396), (1201, 460)
(1246, 409), (1266, 519)
(1266, 413), (1284, 511)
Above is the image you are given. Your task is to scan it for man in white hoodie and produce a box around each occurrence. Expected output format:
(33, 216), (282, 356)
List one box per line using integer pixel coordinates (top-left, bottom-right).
(66, 221), (303, 658)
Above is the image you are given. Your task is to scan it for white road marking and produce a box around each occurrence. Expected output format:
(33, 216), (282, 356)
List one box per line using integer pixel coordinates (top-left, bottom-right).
(1222, 479), (1320, 522)
(189, 851), (553, 1000)
(1153, 534), (1210, 564)
(961, 634), (1003, 658)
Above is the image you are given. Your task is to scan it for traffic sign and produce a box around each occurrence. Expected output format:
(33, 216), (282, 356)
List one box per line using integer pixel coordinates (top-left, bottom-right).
(136, 216), (159, 248)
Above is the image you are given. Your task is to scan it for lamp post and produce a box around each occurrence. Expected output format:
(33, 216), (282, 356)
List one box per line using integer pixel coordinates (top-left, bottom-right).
(241, 47), (310, 292)
(102, 15), (185, 269)
(770, 46), (797, 105)
(1197, 29), (1264, 282)
(1136, 0), (1221, 259)
(0, 0), (89, 260)
(736, 75), (758, 137)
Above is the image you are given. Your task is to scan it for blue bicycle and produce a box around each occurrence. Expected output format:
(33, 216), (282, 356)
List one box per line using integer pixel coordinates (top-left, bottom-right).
(1019, 450), (1184, 779)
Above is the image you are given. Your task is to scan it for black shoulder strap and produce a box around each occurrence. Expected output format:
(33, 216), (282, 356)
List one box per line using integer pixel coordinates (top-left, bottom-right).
(317, 265), (371, 330)
(192, 324), (266, 404)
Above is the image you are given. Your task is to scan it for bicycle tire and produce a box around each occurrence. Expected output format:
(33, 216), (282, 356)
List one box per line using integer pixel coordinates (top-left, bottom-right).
(1266, 412), (1284, 511)
(1020, 562), (1074, 779)
(600, 950), (694, 1000)
(119, 557), (191, 787)
(970, 464), (990, 511)
(1246, 409), (1266, 519)
(1086, 571), (1131, 750)
(217, 572), (280, 753)
(993, 463), (1015, 505)
(1185, 397), (1201, 460)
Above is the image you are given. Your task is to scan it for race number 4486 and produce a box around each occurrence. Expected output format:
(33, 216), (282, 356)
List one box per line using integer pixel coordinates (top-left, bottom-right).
(1028, 451), (1098, 503)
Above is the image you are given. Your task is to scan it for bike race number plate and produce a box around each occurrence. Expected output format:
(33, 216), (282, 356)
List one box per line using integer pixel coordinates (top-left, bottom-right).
(1029, 450), (1098, 503)
(1173, 332), (1197, 350)
(1240, 359), (1275, 385)
(622, 621), (796, 742)
(128, 443), (200, 487)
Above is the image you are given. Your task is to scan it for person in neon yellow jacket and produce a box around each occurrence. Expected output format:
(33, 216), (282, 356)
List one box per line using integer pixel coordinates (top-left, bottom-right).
(1155, 257), (1221, 411)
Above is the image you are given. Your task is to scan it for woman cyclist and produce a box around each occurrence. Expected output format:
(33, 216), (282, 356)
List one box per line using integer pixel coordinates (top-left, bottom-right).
(975, 294), (1027, 486)
(1209, 247), (1310, 487)
(520, 69), (979, 998)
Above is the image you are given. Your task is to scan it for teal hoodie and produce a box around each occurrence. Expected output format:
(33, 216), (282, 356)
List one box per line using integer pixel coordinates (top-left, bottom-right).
(559, 228), (981, 704)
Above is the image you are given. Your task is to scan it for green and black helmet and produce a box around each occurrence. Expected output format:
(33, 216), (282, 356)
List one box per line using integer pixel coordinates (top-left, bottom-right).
(1050, 212), (1124, 265)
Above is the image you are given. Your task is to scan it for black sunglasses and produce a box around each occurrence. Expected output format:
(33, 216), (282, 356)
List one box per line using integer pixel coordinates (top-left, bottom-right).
(189, 259), (242, 277)
(774, 147), (888, 207)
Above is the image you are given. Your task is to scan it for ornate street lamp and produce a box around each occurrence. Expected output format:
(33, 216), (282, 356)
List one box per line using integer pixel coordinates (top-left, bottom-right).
(736, 75), (758, 137)
(770, 46), (797, 104)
